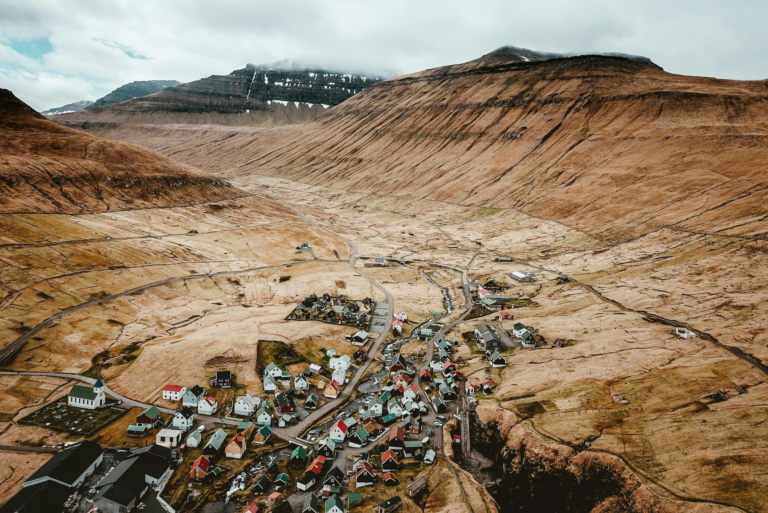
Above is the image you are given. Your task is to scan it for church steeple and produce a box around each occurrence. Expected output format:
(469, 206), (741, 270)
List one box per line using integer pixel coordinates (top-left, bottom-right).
(93, 378), (104, 394)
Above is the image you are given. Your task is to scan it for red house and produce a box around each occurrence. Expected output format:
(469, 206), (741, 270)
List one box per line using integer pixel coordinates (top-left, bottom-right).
(190, 456), (210, 480)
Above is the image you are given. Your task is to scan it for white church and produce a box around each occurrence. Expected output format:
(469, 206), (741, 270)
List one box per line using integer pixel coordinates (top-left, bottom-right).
(67, 379), (106, 409)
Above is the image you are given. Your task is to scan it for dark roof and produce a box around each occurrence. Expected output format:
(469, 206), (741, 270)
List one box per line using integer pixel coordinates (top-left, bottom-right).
(188, 385), (205, 396)
(132, 444), (172, 462)
(0, 480), (72, 513)
(275, 392), (291, 408)
(324, 466), (345, 485)
(379, 496), (403, 508)
(178, 406), (194, 419)
(216, 371), (232, 380)
(97, 458), (148, 497)
(96, 483), (137, 507)
(68, 384), (97, 401)
(25, 440), (102, 486)
(254, 474), (270, 490)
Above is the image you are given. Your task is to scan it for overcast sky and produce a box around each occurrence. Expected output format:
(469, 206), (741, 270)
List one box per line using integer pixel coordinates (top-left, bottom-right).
(1, 0), (767, 111)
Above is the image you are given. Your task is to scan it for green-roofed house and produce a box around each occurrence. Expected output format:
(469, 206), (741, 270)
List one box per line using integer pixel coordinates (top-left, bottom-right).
(348, 492), (362, 507)
(275, 473), (290, 490)
(67, 380), (105, 410)
(136, 406), (162, 427)
(302, 493), (319, 513)
(204, 428), (228, 456)
(490, 351), (507, 368)
(290, 446), (307, 467)
(254, 424), (272, 445)
(325, 494), (344, 513)
(264, 362), (285, 378)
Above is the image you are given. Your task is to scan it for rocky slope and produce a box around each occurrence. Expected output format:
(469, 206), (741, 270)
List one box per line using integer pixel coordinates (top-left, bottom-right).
(51, 64), (384, 127)
(91, 79), (181, 107)
(40, 100), (93, 115)
(0, 88), (244, 214)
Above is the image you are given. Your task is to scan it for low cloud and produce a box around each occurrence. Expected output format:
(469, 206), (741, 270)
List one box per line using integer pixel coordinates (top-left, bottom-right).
(1, 0), (767, 111)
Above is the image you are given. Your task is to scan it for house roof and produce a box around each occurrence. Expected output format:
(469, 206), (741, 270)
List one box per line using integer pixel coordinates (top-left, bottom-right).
(68, 384), (97, 401)
(25, 440), (102, 487)
(163, 384), (184, 392)
(291, 446), (307, 460)
(227, 434), (246, 451)
(324, 466), (345, 484)
(187, 430), (201, 442)
(205, 429), (228, 450)
(141, 406), (161, 419)
(303, 492), (319, 511)
(254, 475), (270, 489)
(384, 472), (398, 481)
(245, 504), (259, 513)
(490, 351), (503, 360)
(305, 456), (325, 475)
(325, 494), (343, 511)
(200, 395), (216, 406)
(276, 473), (289, 483)
(188, 385), (205, 396)
(268, 492), (281, 499)
(1, 480), (72, 513)
(257, 425), (272, 437)
(389, 426), (404, 442)
(306, 393), (319, 403)
(331, 419), (347, 433)
(513, 322), (526, 330)
(379, 496), (402, 509)
(177, 406), (194, 419)
(191, 456), (210, 473)
(382, 449), (398, 462)
(404, 441), (423, 448)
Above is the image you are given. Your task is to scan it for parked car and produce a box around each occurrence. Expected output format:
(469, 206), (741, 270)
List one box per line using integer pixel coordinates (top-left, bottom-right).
(427, 428), (432, 437)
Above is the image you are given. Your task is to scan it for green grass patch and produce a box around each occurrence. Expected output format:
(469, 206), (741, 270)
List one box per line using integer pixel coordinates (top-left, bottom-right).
(256, 340), (302, 375)
(19, 397), (125, 437)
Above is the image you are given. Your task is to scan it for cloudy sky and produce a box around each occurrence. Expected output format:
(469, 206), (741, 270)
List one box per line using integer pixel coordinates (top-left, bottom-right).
(1, 0), (767, 111)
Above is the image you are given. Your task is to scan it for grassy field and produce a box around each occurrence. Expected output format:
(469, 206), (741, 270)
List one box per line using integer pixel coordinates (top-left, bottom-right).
(256, 340), (303, 375)
(19, 397), (125, 436)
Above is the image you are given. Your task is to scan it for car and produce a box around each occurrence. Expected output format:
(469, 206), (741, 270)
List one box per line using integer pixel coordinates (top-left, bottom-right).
(422, 436), (430, 445)
(434, 420), (443, 427)
(427, 427), (432, 437)
(436, 415), (446, 423)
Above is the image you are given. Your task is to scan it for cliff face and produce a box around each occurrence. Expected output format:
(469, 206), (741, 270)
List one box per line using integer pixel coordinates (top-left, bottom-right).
(159, 54), (767, 242)
(51, 65), (384, 127)
(0, 89), (244, 214)
(91, 80), (181, 107)
(41, 100), (93, 116)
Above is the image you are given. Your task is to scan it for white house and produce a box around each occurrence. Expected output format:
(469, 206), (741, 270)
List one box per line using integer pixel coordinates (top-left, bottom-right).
(329, 355), (352, 371)
(198, 395), (218, 415)
(511, 271), (535, 282)
(263, 375), (277, 393)
(489, 351), (507, 368)
(403, 383), (420, 401)
(387, 399), (404, 417)
(255, 405), (272, 425)
(67, 379), (105, 410)
(156, 428), (183, 448)
(264, 362), (285, 379)
(676, 327), (697, 339)
(234, 393), (260, 416)
(294, 375), (309, 391)
(329, 419), (348, 443)
(511, 323), (528, 338)
(162, 385), (186, 401)
(332, 368), (346, 386)
(394, 310), (407, 321)
(325, 495), (344, 513)
(187, 430), (202, 448)
(182, 385), (206, 407)
(173, 407), (195, 431)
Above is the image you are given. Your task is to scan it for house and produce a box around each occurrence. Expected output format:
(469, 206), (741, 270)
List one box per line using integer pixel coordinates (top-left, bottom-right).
(490, 351), (507, 367)
(275, 473), (289, 490)
(93, 445), (172, 513)
(465, 382), (476, 396)
(407, 476), (428, 496)
(420, 368), (432, 382)
(348, 425), (370, 448)
(254, 425), (272, 445)
(332, 368), (346, 386)
(384, 472), (399, 486)
(381, 449), (399, 471)
(389, 355), (409, 373)
(519, 330), (535, 348)
(323, 380), (340, 399)
(244, 504), (259, 513)
(377, 496), (403, 513)
(423, 449), (436, 464)
(263, 375), (277, 393)
(304, 393), (319, 410)
(388, 426), (405, 450)
(290, 446), (308, 467)
(190, 456), (210, 480)
(187, 429), (202, 447)
(439, 384), (457, 402)
(182, 385), (206, 407)
(355, 461), (377, 488)
(353, 347), (367, 364)
(325, 494), (344, 513)
(67, 379), (105, 410)
(403, 383), (420, 401)
(387, 399), (403, 417)
(156, 428), (182, 448)
(225, 433), (248, 459)
(324, 466), (345, 488)
(264, 362), (285, 379)
(23, 440), (103, 489)
(676, 327), (697, 339)
(204, 428), (228, 456)
(404, 440), (424, 459)
(329, 355), (352, 371)
(162, 384), (186, 401)
(253, 475), (271, 494)
(430, 395), (447, 413)
(394, 310), (407, 321)
(392, 320), (403, 334)
(442, 361), (456, 374)
(302, 493), (320, 513)
(381, 413), (398, 425)
(482, 381), (497, 395)
(298, 456), (326, 491)
(234, 393), (260, 416)
(348, 492), (362, 508)
(136, 406), (162, 428)
(173, 407), (195, 431)
(394, 374), (411, 388)
(294, 374), (309, 391)
(198, 395), (218, 415)
(511, 323), (528, 338)
(511, 271), (535, 282)
(417, 327), (433, 341)
(499, 309), (513, 321)
(346, 330), (369, 343)
(317, 438), (336, 459)
(328, 419), (348, 443)
(255, 404), (273, 425)
(274, 392), (296, 414)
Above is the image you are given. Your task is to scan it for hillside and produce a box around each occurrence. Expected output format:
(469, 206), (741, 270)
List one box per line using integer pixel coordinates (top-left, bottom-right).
(51, 64), (385, 127)
(91, 79), (181, 108)
(40, 100), (93, 116)
(0, 88), (244, 214)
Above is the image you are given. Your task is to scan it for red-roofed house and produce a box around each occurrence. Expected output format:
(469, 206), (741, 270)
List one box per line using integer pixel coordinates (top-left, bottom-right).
(306, 455), (327, 475)
(394, 310), (407, 321)
(403, 383), (420, 401)
(244, 504), (259, 513)
(323, 380), (340, 399)
(382, 449), (399, 471)
(267, 492), (281, 506)
(355, 461), (377, 488)
(465, 382), (476, 396)
(388, 426), (405, 450)
(162, 385), (186, 401)
(394, 374), (410, 388)
(499, 309), (513, 321)
(384, 472), (399, 486)
(190, 456), (210, 480)
(329, 420), (348, 443)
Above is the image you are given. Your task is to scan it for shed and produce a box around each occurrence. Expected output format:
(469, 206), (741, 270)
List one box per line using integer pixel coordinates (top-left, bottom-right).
(377, 496), (403, 513)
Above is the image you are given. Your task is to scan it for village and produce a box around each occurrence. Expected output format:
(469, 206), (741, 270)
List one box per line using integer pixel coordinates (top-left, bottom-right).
(1, 262), (566, 513)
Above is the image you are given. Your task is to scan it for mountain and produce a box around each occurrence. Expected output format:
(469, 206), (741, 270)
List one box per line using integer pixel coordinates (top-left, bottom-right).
(471, 45), (663, 68)
(41, 100), (93, 116)
(91, 79), (181, 108)
(50, 64), (386, 127)
(0, 88), (244, 214)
